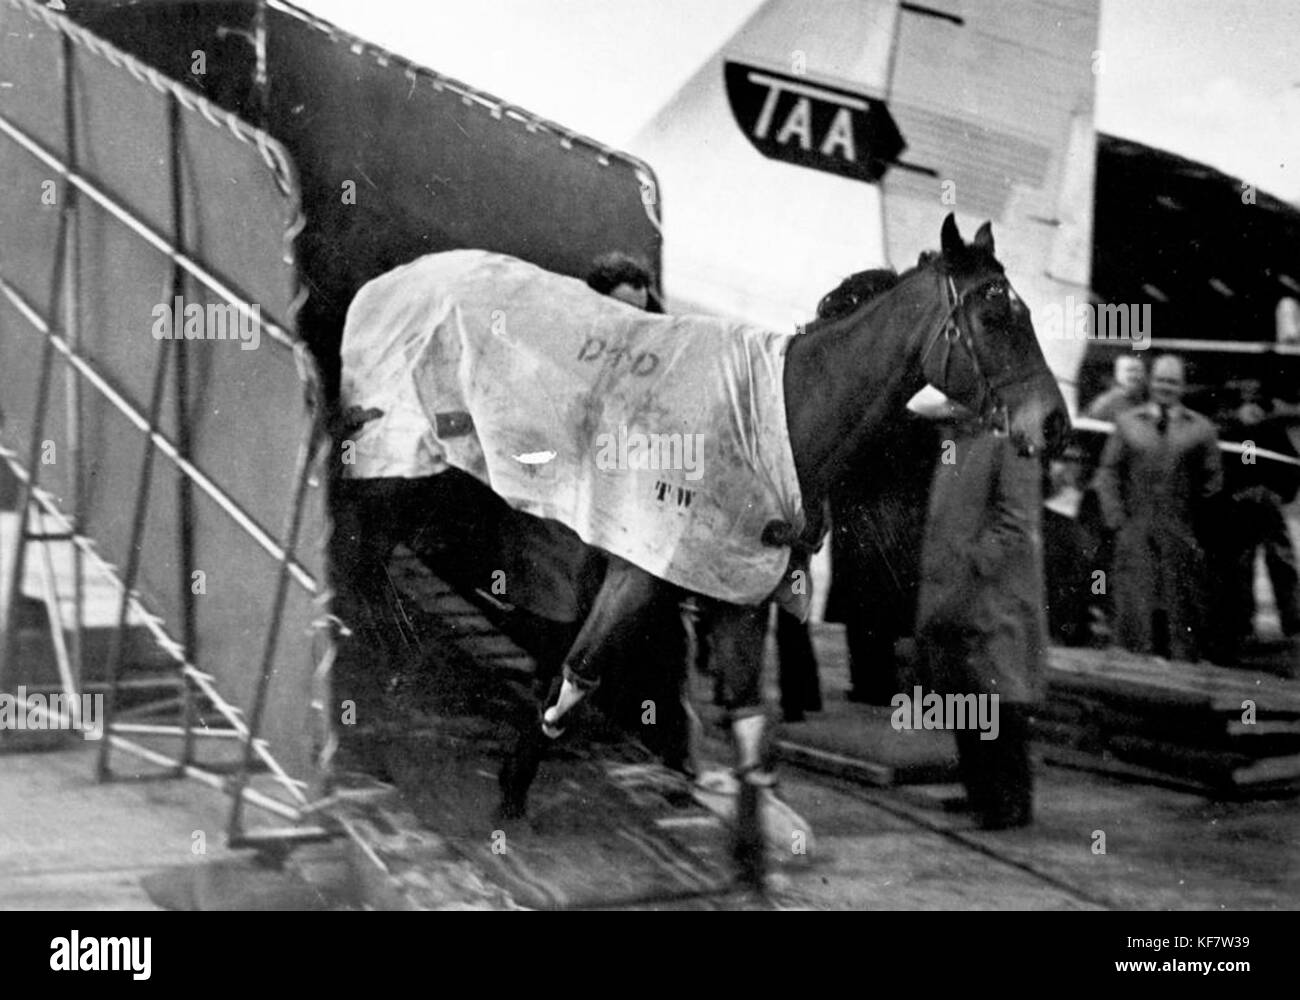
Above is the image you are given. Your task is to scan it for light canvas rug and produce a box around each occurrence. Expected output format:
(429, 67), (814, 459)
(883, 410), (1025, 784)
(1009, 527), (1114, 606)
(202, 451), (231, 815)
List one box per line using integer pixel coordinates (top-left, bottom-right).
(340, 250), (806, 606)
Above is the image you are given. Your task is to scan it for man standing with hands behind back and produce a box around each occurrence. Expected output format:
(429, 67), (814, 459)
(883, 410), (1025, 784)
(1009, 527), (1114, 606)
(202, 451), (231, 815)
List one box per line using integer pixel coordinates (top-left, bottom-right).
(1094, 354), (1222, 662)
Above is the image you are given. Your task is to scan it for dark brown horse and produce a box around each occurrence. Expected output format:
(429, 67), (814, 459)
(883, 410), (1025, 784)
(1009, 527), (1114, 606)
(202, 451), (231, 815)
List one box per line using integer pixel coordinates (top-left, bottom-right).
(498, 215), (1068, 887)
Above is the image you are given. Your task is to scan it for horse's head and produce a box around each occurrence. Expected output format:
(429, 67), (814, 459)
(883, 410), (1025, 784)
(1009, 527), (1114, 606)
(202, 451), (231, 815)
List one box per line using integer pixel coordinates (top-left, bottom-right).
(921, 214), (1069, 457)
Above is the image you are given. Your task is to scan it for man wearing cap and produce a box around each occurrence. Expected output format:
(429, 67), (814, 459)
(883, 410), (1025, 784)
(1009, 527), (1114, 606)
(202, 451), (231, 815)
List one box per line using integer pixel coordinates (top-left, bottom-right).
(1094, 354), (1223, 661)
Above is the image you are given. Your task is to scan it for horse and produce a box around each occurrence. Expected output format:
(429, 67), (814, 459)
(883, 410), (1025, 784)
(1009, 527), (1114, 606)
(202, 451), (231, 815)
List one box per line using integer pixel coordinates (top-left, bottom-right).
(490, 214), (1068, 887)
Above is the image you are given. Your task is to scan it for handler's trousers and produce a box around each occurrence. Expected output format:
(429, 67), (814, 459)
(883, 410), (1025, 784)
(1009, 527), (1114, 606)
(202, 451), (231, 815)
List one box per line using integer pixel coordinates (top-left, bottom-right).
(921, 628), (1035, 828)
(953, 705), (1033, 828)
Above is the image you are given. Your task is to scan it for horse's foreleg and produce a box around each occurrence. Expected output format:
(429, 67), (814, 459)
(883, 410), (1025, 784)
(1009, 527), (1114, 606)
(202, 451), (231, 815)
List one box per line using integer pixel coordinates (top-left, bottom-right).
(498, 556), (661, 818)
(540, 555), (663, 735)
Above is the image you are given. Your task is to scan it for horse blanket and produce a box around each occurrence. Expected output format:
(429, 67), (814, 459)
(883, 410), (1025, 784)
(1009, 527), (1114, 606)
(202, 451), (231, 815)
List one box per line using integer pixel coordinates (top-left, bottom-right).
(339, 249), (806, 607)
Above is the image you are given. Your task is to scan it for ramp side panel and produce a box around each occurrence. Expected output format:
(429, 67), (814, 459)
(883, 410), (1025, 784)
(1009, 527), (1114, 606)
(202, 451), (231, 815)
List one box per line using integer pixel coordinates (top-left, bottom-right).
(187, 474), (325, 780)
(176, 107), (299, 325)
(1, 1), (325, 787)
(0, 4), (67, 158)
(0, 8), (70, 362)
(0, 301), (71, 506)
(71, 29), (174, 241)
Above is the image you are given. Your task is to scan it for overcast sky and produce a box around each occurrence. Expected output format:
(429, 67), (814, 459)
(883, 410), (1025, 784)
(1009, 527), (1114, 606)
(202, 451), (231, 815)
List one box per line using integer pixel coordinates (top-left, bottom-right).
(296, 0), (1300, 204)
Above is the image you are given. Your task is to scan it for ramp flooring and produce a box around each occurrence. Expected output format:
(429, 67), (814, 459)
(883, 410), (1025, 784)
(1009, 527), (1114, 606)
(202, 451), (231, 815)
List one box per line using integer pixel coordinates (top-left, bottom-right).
(362, 567), (795, 909)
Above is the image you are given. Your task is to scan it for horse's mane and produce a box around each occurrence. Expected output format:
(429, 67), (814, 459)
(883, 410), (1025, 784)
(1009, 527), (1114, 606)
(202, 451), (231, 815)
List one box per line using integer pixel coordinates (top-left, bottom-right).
(808, 245), (1004, 333)
(815, 268), (901, 322)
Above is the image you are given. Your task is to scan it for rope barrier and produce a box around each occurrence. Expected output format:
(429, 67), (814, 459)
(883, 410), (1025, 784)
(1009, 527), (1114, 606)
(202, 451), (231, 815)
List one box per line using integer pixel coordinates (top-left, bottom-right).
(1072, 415), (1300, 468)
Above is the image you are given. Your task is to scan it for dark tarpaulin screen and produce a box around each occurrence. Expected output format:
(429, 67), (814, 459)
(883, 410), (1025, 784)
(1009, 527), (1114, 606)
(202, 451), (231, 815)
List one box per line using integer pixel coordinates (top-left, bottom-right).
(57, 0), (664, 398)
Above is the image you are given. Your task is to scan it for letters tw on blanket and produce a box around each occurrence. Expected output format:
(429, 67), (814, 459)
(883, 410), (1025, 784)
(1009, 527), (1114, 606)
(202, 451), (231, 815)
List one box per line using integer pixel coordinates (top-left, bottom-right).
(340, 249), (808, 608)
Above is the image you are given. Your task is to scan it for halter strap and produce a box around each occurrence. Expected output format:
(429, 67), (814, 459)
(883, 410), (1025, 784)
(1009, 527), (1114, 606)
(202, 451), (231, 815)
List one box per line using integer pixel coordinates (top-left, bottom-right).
(919, 267), (1029, 435)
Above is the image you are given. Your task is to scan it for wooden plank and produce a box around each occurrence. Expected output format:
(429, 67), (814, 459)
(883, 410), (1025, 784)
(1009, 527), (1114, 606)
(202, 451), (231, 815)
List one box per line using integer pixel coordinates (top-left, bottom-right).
(457, 633), (525, 659)
(1043, 692), (1300, 760)
(1231, 754), (1300, 788)
(1047, 656), (1300, 716)
(775, 738), (894, 788)
(1029, 714), (1300, 794)
(1107, 733), (1249, 779)
(1049, 647), (1300, 711)
(1045, 689), (1229, 741)
(1227, 720), (1300, 738)
(1037, 744), (1219, 796)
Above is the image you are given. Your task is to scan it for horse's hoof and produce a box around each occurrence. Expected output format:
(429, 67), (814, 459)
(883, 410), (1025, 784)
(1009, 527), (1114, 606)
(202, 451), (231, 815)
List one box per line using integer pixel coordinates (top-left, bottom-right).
(540, 706), (566, 740)
(498, 717), (548, 817)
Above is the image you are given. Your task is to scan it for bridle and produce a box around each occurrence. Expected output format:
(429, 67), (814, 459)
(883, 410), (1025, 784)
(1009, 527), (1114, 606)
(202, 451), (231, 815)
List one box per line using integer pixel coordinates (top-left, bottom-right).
(920, 264), (1038, 438)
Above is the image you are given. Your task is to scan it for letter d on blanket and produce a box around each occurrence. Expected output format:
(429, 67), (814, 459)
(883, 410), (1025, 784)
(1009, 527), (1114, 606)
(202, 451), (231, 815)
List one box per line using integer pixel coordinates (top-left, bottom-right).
(577, 336), (605, 361)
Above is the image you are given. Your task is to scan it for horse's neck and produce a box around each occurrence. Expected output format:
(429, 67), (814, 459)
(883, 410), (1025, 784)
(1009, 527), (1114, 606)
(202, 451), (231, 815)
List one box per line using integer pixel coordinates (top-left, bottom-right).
(783, 284), (935, 500)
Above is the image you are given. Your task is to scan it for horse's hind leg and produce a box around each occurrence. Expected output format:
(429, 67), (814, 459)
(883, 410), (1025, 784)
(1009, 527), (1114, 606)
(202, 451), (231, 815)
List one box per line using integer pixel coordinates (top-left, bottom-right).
(498, 556), (662, 817)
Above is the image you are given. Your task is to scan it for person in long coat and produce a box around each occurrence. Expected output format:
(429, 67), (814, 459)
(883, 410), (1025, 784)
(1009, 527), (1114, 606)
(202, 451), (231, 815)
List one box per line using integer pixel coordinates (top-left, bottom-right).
(916, 419), (1046, 829)
(1093, 354), (1223, 662)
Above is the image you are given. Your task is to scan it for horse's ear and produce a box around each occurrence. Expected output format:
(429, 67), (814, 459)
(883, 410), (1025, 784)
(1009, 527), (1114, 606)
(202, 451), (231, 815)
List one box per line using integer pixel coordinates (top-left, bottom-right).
(940, 213), (964, 258)
(972, 221), (995, 255)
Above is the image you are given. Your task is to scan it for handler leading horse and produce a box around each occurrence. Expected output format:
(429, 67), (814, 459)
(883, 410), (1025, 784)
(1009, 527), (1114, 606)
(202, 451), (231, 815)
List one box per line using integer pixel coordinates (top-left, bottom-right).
(498, 216), (1066, 884)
